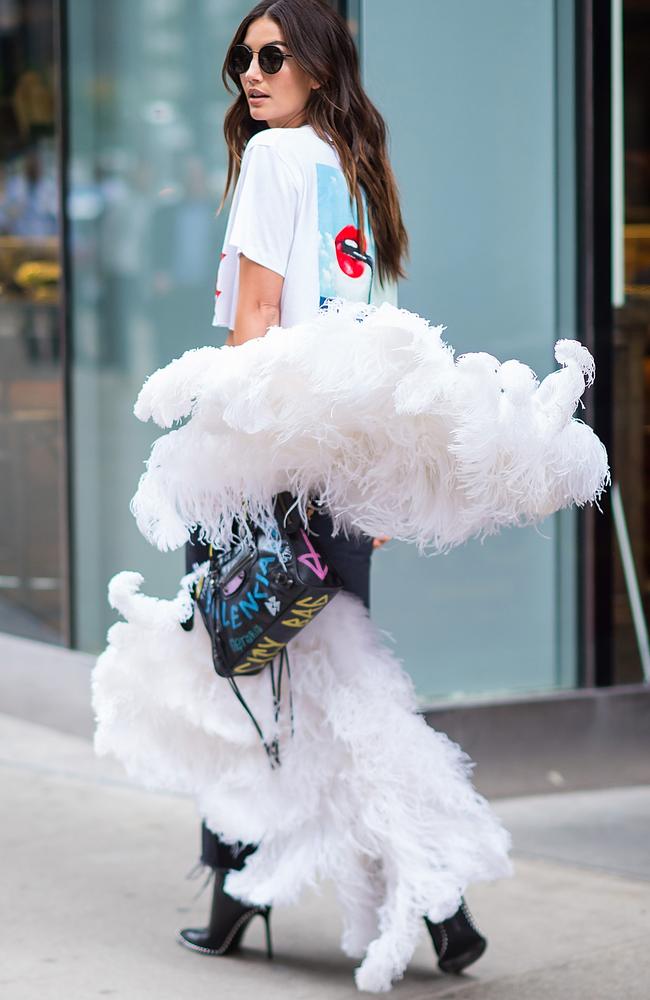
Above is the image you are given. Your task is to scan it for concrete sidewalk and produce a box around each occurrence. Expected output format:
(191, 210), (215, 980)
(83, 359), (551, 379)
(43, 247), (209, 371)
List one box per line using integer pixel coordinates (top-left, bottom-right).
(1, 711), (649, 1000)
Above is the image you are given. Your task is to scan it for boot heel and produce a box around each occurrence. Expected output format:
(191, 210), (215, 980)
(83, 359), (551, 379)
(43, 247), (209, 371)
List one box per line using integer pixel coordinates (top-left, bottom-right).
(178, 868), (274, 959)
(262, 908), (273, 959)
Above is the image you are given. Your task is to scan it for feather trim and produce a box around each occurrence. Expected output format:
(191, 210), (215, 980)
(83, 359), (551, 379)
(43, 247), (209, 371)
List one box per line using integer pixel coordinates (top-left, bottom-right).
(130, 299), (609, 554)
(92, 575), (512, 991)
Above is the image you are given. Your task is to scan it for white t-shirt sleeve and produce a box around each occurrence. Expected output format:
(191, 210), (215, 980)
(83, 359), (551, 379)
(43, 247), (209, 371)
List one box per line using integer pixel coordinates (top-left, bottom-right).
(213, 141), (301, 329)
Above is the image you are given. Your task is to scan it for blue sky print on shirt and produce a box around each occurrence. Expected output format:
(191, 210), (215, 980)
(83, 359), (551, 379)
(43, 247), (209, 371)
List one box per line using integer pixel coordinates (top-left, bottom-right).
(316, 163), (375, 309)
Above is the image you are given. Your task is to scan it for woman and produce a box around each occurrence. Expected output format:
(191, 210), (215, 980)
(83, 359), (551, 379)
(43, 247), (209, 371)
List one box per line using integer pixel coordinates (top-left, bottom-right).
(177, 0), (492, 978)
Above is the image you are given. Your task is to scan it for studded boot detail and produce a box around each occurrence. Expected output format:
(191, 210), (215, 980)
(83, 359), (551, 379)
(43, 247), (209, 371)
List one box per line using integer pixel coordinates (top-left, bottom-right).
(424, 898), (487, 974)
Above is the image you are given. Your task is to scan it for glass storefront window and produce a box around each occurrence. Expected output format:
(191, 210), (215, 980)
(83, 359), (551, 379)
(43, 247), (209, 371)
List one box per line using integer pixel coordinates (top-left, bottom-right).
(66, 0), (246, 650)
(64, 0), (587, 701)
(0, 0), (67, 644)
(362, 0), (579, 700)
(2, 0), (642, 703)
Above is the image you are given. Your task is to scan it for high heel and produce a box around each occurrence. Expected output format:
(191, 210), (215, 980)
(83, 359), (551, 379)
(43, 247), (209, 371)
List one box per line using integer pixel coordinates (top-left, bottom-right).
(177, 868), (273, 958)
(424, 898), (487, 974)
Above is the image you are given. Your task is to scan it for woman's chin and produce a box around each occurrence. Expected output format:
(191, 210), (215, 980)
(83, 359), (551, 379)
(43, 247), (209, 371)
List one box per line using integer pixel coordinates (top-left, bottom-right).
(250, 109), (270, 124)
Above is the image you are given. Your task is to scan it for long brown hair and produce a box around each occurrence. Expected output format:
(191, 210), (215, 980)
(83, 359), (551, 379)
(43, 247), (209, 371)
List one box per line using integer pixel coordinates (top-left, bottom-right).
(218, 0), (409, 287)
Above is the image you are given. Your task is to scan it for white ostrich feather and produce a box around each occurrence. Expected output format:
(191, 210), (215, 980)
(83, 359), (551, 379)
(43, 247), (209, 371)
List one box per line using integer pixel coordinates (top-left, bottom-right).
(92, 575), (512, 992)
(95, 298), (609, 990)
(130, 298), (609, 554)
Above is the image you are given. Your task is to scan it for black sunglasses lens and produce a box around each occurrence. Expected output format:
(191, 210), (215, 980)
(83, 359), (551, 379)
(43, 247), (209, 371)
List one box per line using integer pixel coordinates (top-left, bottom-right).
(259, 45), (285, 74)
(230, 45), (252, 75)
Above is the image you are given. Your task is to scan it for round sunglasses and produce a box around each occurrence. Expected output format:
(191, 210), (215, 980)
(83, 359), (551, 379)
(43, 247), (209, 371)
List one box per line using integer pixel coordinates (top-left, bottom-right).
(229, 43), (293, 76)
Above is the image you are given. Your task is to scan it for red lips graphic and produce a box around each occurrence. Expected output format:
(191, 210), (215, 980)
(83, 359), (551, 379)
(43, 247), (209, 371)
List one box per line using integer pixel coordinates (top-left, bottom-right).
(335, 225), (367, 278)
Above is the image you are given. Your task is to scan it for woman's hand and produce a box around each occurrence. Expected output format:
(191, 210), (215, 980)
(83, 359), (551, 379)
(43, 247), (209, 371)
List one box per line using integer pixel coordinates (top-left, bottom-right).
(372, 535), (391, 549)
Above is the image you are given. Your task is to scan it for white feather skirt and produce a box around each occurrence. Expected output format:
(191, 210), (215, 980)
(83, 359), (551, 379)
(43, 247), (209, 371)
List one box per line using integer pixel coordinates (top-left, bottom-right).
(92, 572), (513, 993)
(92, 299), (609, 991)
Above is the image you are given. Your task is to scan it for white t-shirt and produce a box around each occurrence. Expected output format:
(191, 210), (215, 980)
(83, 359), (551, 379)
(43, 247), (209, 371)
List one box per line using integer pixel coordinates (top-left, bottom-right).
(212, 124), (398, 331)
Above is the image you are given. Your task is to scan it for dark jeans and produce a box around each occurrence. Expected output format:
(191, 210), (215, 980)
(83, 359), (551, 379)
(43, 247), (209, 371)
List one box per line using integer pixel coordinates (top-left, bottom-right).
(185, 511), (374, 871)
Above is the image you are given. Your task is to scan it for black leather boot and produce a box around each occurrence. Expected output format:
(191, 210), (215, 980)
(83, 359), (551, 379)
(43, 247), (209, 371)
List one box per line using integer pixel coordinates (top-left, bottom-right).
(177, 822), (271, 958)
(177, 867), (273, 958)
(424, 898), (487, 974)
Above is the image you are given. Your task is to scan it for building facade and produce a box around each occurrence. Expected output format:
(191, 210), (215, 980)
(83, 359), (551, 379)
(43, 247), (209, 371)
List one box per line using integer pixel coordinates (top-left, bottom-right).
(1, 1), (648, 711)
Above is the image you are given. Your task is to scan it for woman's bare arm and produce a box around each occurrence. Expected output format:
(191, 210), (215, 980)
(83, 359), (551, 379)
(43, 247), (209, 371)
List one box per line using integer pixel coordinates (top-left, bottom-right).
(227, 254), (284, 346)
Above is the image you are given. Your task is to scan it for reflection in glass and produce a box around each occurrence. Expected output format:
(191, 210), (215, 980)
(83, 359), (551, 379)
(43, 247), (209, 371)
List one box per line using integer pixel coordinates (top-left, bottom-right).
(67, 0), (248, 650)
(0, 1), (66, 643)
(612, 0), (650, 683)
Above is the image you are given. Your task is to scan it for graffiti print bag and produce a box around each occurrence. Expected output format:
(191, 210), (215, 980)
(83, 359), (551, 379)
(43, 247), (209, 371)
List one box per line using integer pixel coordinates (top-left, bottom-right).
(184, 492), (342, 677)
(182, 492), (342, 764)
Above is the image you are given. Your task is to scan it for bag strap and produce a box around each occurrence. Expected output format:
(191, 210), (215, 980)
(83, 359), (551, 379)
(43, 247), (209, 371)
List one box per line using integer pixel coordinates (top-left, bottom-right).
(226, 674), (280, 768)
(225, 647), (295, 769)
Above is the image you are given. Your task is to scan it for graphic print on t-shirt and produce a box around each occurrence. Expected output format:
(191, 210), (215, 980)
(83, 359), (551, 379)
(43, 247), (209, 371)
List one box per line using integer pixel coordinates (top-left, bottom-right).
(316, 163), (374, 309)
